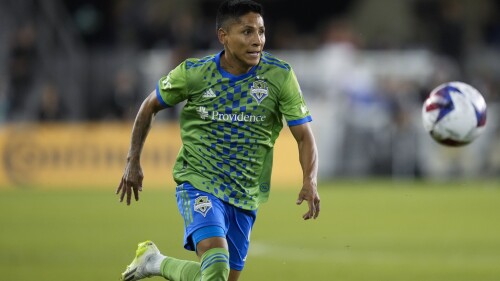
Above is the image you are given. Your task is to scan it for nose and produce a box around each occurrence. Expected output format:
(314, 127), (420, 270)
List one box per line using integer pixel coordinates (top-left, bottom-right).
(253, 33), (264, 46)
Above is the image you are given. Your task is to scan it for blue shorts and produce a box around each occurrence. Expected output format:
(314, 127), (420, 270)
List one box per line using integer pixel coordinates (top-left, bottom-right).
(175, 182), (257, 271)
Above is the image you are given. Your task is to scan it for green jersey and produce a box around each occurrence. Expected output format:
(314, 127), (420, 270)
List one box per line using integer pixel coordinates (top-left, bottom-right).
(156, 51), (312, 210)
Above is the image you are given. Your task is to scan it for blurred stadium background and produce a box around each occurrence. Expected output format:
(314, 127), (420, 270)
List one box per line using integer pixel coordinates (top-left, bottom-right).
(0, 0), (499, 280)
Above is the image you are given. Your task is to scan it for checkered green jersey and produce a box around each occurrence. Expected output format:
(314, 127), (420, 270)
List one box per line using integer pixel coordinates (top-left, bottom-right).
(156, 51), (312, 210)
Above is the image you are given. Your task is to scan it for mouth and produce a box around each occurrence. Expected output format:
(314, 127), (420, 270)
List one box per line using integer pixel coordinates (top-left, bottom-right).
(247, 51), (261, 58)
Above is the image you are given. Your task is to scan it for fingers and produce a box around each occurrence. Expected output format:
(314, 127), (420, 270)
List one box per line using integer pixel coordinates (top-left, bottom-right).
(312, 198), (320, 219)
(298, 193), (320, 220)
(133, 185), (140, 202)
(117, 178), (141, 205)
(116, 180), (123, 195)
(303, 199), (315, 220)
(126, 183), (132, 205)
(138, 177), (143, 192)
(119, 182), (127, 203)
(296, 197), (304, 205)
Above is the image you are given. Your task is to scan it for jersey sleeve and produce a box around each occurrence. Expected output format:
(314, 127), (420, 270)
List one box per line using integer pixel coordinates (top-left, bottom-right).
(278, 68), (313, 126)
(156, 61), (189, 107)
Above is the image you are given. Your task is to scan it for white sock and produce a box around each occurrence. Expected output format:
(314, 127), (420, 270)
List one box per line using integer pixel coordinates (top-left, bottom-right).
(146, 253), (166, 276)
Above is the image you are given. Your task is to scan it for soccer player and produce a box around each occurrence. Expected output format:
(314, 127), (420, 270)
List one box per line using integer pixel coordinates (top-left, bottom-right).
(116, 0), (320, 280)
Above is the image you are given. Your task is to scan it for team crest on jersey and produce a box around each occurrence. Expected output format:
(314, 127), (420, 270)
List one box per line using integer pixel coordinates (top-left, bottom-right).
(259, 183), (270, 193)
(194, 196), (212, 217)
(250, 80), (268, 104)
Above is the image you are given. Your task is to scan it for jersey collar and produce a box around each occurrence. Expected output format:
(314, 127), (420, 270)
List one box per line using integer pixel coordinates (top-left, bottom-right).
(215, 51), (258, 81)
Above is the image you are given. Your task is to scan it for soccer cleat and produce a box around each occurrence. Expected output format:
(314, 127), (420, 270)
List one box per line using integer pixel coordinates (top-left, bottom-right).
(121, 240), (160, 281)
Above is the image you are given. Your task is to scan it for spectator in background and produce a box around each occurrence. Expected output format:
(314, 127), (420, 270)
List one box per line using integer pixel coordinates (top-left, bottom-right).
(102, 67), (142, 121)
(435, 0), (465, 65)
(0, 76), (7, 123)
(6, 22), (38, 121)
(37, 80), (66, 121)
(413, 0), (465, 73)
(481, 0), (500, 47)
(316, 18), (392, 177)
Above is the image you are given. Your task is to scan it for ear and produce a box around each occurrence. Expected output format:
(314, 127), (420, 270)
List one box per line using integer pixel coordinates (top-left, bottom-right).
(217, 28), (226, 45)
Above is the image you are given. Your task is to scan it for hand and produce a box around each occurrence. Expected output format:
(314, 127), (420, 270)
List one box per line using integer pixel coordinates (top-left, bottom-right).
(296, 182), (320, 220)
(116, 160), (144, 205)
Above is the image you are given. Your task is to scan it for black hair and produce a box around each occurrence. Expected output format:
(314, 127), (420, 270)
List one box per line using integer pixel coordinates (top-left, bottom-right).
(216, 0), (263, 31)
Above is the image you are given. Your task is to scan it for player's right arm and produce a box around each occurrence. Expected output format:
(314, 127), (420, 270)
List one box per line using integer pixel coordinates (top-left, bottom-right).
(116, 91), (165, 205)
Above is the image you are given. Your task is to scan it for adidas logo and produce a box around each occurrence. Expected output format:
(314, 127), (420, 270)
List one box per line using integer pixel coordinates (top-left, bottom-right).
(202, 89), (216, 98)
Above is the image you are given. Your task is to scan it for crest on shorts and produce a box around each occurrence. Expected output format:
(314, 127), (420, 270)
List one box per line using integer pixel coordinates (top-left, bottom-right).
(194, 196), (212, 217)
(250, 80), (268, 104)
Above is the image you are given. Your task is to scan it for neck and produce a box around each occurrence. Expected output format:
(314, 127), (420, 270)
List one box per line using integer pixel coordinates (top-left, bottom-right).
(220, 52), (251, 76)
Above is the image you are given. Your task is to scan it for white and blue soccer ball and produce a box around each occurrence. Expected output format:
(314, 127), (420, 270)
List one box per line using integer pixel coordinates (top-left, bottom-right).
(422, 81), (487, 147)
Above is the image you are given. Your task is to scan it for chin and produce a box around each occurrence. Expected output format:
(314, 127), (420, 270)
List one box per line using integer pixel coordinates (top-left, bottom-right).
(245, 54), (261, 64)
(246, 58), (260, 67)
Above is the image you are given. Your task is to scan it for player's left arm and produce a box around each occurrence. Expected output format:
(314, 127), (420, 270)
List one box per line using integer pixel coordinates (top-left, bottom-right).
(289, 122), (320, 220)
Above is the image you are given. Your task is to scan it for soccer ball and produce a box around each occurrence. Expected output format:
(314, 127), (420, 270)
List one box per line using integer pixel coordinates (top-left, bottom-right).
(422, 81), (487, 146)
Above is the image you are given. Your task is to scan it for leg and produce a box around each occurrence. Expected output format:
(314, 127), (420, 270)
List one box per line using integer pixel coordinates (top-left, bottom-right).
(196, 236), (228, 257)
(120, 183), (226, 281)
(174, 183), (231, 281)
(195, 236), (230, 281)
(228, 269), (241, 281)
(120, 241), (166, 281)
(190, 204), (256, 281)
(119, 239), (233, 281)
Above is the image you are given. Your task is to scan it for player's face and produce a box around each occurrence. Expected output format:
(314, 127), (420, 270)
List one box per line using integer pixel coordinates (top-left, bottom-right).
(219, 12), (265, 75)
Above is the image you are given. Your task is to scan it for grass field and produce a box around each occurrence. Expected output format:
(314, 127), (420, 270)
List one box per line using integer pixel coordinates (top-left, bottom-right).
(1, 180), (499, 281)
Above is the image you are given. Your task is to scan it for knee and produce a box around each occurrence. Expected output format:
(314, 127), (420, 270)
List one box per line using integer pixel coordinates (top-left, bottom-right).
(196, 236), (228, 257)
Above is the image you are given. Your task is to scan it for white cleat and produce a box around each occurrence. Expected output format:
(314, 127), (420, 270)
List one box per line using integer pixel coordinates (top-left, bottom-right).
(121, 240), (161, 281)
